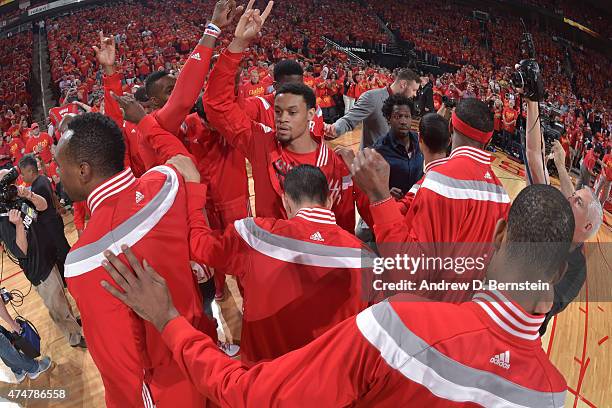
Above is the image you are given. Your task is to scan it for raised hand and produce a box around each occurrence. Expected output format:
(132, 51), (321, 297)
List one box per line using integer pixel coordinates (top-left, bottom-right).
(166, 155), (201, 183)
(92, 31), (116, 72)
(350, 148), (391, 203)
(211, 0), (242, 29)
(234, 0), (274, 43)
(101, 245), (179, 332)
(111, 92), (146, 124)
(551, 139), (566, 166)
(8, 209), (22, 226)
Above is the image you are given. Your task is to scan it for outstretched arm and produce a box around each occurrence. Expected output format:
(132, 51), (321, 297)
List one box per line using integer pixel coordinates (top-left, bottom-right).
(524, 100), (548, 185)
(155, 0), (241, 135)
(100, 240), (377, 408)
(203, 1), (274, 159)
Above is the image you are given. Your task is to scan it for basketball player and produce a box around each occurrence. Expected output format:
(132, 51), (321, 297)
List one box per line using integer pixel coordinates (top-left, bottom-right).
(101, 184), (573, 408)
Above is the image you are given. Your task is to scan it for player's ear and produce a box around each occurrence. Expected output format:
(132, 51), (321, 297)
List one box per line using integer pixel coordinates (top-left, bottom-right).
(492, 218), (507, 250)
(282, 193), (292, 216)
(307, 107), (315, 122)
(325, 194), (333, 209)
(79, 162), (93, 184)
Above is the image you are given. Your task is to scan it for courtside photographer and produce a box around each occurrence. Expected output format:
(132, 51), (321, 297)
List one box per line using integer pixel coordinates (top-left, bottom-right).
(0, 166), (85, 348)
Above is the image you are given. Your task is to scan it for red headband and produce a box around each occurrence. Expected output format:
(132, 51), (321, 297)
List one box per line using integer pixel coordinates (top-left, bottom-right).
(451, 111), (493, 144)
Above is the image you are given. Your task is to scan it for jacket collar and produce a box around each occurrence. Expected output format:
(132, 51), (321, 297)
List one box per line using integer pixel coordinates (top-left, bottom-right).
(295, 207), (337, 225)
(87, 168), (136, 215)
(472, 289), (544, 341)
(450, 146), (494, 165)
(424, 157), (449, 173)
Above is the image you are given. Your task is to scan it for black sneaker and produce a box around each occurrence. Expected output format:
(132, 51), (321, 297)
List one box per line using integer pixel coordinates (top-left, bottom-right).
(71, 338), (87, 349)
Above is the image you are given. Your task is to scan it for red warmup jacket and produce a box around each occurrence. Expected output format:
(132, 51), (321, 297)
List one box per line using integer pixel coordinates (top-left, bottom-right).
(371, 147), (510, 302)
(103, 72), (146, 177)
(182, 112), (250, 225)
(103, 43), (214, 172)
(396, 157), (449, 216)
(65, 165), (217, 408)
(242, 92), (325, 138)
(186, 181), (371, 366)
(160, 289), (567, 407)
(204, 49), (371, 233)
(372, 146), (510, 243)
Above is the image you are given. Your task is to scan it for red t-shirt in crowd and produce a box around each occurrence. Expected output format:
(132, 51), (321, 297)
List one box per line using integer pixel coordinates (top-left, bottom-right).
(502, 108), (518, 133)
(241, 81), (266, 98)
(25, 132), (54, 163)
(583, 149), (596, 171)
(8, 138), (24, 165)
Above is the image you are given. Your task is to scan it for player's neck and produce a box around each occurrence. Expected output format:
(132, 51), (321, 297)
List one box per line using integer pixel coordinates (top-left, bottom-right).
(285, 133), (318, 154)
(424, 151), (446, 166)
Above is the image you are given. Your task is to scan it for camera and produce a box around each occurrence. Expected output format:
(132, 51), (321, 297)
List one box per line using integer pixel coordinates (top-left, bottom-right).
(0, 167), (19, 206)
(510, 31), (546, 102)
(0, 167), (38, 229)
(0, 287), (13, 304)
(442, 95), (457, 108)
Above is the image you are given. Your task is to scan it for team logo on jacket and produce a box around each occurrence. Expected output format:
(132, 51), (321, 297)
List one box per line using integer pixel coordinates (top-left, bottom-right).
(309, 231), (324, 242)
(490, 350), (510, 369)
(135, 191), (145, 204)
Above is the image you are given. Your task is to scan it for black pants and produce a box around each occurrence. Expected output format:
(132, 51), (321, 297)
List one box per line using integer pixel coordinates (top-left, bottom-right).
(199, 279), (216, 319)
(43, 217), (71, 286)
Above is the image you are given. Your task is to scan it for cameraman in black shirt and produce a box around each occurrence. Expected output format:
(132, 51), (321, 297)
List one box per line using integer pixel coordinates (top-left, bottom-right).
(0, 166), (85, 348)
(19, 155), (71, 281)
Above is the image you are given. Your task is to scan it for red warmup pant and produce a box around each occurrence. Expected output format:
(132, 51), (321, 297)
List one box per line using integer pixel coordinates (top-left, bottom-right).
(206, 196), (250, 297)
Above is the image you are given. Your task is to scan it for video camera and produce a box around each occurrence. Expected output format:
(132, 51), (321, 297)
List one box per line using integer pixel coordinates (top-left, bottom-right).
(442, 95), (457, 109)
(509, 24), (546, 102)
(0, 167), (37, 230)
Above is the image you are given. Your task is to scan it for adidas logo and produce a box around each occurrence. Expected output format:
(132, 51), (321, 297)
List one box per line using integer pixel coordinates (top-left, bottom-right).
(135, 191), (145, 204)
(191, 52), (201, 61)
(309, 231), (324, 242)
(489, 350), (510, 369)
(484, 171), (492, 180)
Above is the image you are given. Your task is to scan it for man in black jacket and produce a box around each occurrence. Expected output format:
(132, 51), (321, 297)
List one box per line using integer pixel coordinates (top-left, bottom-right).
(19, 154), (71, 280)
(0, 167), (85, 348)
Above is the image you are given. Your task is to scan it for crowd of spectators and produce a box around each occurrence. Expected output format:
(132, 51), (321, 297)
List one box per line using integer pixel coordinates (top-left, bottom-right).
(0, 31), (33, 137)
(0, 0), (608, 196)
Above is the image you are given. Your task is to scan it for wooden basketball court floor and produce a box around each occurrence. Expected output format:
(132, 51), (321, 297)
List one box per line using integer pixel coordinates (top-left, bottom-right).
(0, 128), (609, 407)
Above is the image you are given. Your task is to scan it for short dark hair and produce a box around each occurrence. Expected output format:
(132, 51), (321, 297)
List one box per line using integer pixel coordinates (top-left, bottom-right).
(284, 165), (328, 205)
(274, 60), (303, 81)
(18, 154), (38, 172)
(506, 184), (575, 279)
(455, 98), (494, 134)
(145, 70), (169, 97)
(419, 113), (450, 154)
(65, 113), (125, 178)
(275, 83), (316, 110)
(396, 68), (421, 84)
(382, 94), (414, 120)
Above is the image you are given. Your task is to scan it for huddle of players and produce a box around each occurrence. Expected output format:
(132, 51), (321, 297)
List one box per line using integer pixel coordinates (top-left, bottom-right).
(49, 1), (602, 407)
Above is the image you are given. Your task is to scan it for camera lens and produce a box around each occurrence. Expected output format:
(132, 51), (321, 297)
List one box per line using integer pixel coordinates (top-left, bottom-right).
(510, 72), (524, 89)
